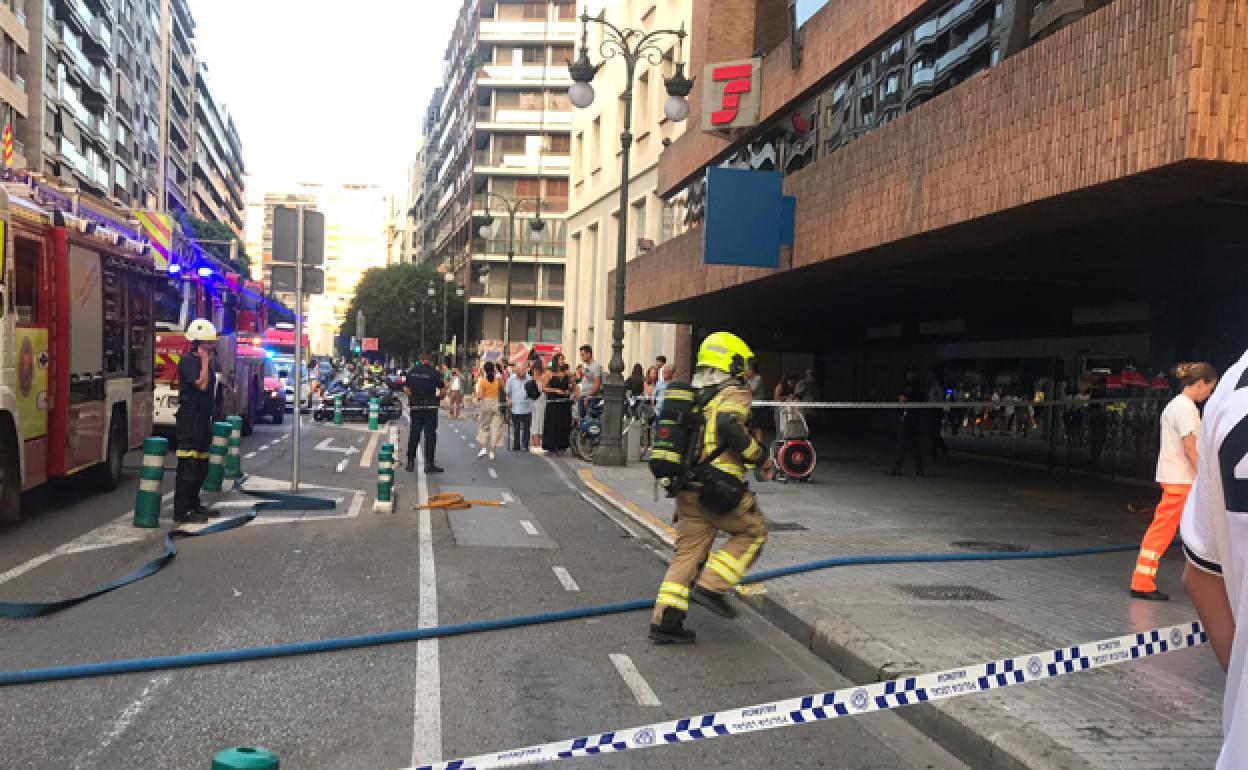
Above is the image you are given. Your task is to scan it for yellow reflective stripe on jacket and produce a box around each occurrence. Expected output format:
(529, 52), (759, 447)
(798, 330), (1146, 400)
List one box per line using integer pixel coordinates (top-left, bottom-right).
(660, 581), (690, 598)
(706, 555), (743, 587)
(657, 581), (691, 611)
(175, 450), (212, 460)
(702, 385), (752, 481)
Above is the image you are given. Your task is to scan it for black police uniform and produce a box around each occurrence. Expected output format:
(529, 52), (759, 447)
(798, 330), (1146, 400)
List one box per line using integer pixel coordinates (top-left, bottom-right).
(890, 378), (926, 476)
(174, 350), (216, 519)
(406, 362), (444, 470)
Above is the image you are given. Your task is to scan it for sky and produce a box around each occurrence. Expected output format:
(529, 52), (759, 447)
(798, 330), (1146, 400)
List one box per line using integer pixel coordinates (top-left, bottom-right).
(192, 0), (463, 199)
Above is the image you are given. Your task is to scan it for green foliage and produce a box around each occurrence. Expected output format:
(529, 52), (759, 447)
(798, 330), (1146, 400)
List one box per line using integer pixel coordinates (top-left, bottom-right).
(185, 215), (250, 278)
(340, 262), (465, 358)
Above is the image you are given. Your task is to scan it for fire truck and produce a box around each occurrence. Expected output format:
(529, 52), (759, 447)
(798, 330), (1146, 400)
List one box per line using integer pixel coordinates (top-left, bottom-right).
(139, 212), (267, 437)
(0, 173), (156, 518)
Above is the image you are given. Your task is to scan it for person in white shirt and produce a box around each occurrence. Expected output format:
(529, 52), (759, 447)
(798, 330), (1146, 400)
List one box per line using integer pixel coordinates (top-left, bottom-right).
(1180, 350), (1246, 770)
(1131, 361), (1219, 600)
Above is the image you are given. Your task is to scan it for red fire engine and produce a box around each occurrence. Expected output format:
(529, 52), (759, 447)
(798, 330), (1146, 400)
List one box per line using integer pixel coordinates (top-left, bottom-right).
(0, 174), (156, 517)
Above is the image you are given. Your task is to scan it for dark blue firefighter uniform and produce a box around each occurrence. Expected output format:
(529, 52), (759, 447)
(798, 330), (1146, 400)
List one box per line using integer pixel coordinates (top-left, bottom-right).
(174, 351), (215, 518)
(406, 363), (444, 467)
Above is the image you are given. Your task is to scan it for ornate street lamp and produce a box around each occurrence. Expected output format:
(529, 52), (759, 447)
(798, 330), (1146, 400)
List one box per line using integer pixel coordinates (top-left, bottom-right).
(477, 193), (545, 364)
(567, 10), (693, 466)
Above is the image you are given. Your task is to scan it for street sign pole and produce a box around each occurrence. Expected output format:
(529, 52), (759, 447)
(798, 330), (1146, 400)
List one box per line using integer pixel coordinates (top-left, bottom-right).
(292, 205), (304, 493)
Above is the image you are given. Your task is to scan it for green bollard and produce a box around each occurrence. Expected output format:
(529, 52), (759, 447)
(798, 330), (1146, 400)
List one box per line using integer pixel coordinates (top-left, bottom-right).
(225, 415), (243, 480)
(211, 746), (280, 769)
(374, 448), (395, 512)
(201, 421), (232, 492)
(134, 436), (169, 528)
(333, 393), (344, 425)
(368, 397), (380, 431)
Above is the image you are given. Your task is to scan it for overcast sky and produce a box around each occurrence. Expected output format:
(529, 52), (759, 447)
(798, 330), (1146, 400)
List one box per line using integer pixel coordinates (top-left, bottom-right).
(192, 0), (461, 198)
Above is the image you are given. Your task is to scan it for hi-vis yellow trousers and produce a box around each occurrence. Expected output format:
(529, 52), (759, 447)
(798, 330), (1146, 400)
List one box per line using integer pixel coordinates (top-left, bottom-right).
(652, 489), (767, 624)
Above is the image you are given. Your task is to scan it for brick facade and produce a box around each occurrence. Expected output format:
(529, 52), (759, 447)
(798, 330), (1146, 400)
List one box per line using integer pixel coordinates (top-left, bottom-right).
(623, 0), (1248, 320)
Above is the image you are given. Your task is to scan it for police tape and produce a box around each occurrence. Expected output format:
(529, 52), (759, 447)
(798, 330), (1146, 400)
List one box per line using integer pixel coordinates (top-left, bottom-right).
(410, 621), (1207, 770)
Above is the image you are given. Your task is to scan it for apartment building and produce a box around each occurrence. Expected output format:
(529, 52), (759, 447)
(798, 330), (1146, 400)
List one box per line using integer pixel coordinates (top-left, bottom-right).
(158, 0), (192, 213)
(256, 186), (319, 308)
(564, 0), (693, 374)
(417, 0), (576, 362)
(384, 153), (424, 265)
(0, 3), (30, 171)
(190, 62), (244, 235)
(12, 0), (244, 234)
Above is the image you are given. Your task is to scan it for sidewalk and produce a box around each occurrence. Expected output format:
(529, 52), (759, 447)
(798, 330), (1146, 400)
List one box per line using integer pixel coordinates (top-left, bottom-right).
(577, 441), (1226, 770)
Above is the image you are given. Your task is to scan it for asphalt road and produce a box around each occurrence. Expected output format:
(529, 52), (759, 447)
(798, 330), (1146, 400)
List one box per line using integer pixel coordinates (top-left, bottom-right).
(0, 407), (967, 770)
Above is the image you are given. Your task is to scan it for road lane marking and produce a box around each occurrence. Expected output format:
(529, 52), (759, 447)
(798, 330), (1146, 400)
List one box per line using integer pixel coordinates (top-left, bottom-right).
(244, 452), (257, 459)
(258, 445), (270, 452)
(609, 654), (661, 706)
(501, 491), (513, 504)
(411, 437), (443, 766)
(520, 520), (539, 536)
(541, 455), (580, 491)
(360, 432), (382, 469)
(72, 673), (173, 769)
(552, 566), (580, 592)
(0, 492), (175, 585)
(488, 467), (498, 479)
(336, 459), (348, 473)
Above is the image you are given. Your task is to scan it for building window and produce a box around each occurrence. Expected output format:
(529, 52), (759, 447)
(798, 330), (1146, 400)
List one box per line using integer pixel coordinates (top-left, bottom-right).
(521, 45), (545, 64)
(636, 71), (650, 127)
(590, 116), (601, 170)
(13, 237), (41, 323)
(540, 310), (562, 343)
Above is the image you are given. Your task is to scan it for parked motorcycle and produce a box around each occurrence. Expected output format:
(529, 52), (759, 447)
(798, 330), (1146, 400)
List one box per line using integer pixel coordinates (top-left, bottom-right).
(571, 397), (604, 461)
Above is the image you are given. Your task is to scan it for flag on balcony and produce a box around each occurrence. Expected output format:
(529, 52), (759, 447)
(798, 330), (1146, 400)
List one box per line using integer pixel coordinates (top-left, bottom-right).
(3, 123), (12, 167)
(135, 210), (173, 271)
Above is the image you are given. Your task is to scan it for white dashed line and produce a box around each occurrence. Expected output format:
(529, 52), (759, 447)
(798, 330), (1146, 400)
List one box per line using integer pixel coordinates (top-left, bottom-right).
(336, 459), (348, 473)
(552, 566), (580, 592)
(501, 491), (513, 504)
(257, 445), (270, 452)
(520, 520), (539, 536)
(609, 654), (661, 706)
(488, 467), (498, 479)
(72, 673), (173, 769)
(244, 452), (257, 460)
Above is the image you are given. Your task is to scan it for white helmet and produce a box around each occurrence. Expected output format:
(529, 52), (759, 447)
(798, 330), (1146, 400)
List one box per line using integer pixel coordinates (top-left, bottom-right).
(186, 319), (218, 343)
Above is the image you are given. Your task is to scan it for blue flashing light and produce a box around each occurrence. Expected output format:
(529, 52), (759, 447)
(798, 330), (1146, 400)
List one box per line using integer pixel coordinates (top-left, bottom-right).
(197, 266), (214, 278)
(168, 263), (182, 275)
(264, 350), (275, 359)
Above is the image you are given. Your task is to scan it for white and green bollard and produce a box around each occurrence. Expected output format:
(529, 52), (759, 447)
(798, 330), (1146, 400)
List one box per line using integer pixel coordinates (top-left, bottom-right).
(134, 436), (169, 528)
(333, 393), (344, 425)
(374, 444), (395, 513)
(225, 415), (243, 480)
(368, 398), (380, 431)
(202, 421), (232, 493)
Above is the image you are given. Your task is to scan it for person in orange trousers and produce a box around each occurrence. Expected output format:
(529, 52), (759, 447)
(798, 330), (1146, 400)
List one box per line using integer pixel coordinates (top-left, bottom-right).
(1131, 362), (1219, 600)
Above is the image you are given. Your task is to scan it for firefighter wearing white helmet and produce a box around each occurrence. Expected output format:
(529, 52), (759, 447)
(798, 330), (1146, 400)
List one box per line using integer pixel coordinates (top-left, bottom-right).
(649, 331), (772, 644)
(174, 319), (220, 523)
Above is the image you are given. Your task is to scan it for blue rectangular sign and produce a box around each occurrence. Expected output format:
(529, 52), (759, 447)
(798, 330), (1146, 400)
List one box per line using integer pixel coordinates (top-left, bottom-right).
(703, 167), (785, 268)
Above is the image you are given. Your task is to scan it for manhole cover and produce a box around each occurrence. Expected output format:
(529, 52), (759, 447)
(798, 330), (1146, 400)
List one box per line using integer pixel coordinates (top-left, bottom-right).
(895, 584), (1002, 601)
(766, 521), (809, 532)
(950, 540), (1028, 553)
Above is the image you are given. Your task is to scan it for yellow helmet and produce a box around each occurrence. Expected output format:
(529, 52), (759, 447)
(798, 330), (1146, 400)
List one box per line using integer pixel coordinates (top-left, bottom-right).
(697, 331), (754, 377)
(185, 319), (218, 343)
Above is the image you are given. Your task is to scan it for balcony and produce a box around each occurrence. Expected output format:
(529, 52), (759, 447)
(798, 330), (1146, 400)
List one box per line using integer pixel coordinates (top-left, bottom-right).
(476, 106), (573, 129)
(57, 24), (94, 83)
(937, 0), (987, 35)
(477, 63), (572, 87)
(86, 15), (113, 58)
(59, 0), (93, 34)
(478, 19), (578, 44)
(473, 148), (570, 173)
(472, 238), (567, 259)
(911, 17), (940, 49)
(58, 136), (88, 177)
(80, 61), (111, 104)
(935, 22), (991, 76)
(910, 65), (936, 89)
(57, 78), (92, 127)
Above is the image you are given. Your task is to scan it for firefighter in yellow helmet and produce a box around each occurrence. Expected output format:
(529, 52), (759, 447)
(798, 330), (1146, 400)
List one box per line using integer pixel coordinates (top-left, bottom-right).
(173, 319), (220, 523)
(650, 331), (771, 644)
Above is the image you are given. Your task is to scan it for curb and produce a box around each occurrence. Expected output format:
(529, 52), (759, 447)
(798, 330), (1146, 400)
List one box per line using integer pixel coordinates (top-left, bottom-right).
(579, 468), (1094, 770)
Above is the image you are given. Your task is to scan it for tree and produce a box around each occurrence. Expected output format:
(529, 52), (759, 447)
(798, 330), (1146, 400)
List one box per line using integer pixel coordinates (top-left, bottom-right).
(184, 215), (251, 279)
(340, 262), (465, 363)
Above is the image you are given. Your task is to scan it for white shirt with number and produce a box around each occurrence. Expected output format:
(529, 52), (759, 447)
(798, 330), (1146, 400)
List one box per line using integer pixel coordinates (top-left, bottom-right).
(1156, 393), (1202, 484)
(1180, 349), (1248, 770)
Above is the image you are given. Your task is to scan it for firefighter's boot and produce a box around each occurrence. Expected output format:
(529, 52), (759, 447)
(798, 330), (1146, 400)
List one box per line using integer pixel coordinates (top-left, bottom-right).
(648, 607), (696, 645)
(691, 585), (738, 619)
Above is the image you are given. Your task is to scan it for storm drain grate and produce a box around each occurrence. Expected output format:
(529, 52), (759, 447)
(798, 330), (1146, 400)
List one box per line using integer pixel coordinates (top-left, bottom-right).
(895, 584), (1002, 601)
(765, 521), (809, 532)
(950, 539), (1028, 553)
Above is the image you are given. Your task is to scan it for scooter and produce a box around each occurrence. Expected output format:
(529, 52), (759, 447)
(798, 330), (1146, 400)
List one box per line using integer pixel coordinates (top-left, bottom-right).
(571, 397), (604, 461)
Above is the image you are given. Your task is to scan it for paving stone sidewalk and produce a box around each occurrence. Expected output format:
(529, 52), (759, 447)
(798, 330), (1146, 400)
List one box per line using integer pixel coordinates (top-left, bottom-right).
(577, 441), (1226, 770)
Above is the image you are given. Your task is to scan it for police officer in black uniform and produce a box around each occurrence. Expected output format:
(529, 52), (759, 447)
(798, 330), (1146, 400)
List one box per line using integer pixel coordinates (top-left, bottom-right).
(173, 319), (222, 523)
(405, 350), (445, 473)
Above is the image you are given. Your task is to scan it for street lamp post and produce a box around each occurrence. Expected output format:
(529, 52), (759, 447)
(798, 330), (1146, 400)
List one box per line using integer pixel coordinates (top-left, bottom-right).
(421, 280), (435, 352)
(441, 272), (454, 363)
(477, 193), (545, 364)
(567, 10), (693, 466)
(457, 284), (466, 369)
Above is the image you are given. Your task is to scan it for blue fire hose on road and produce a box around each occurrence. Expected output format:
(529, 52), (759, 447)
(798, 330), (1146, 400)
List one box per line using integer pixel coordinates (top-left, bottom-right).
(0, 538), (1137, 687)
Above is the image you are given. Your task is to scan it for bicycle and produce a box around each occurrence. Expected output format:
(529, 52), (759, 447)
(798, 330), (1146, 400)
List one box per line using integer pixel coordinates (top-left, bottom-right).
(623, 393), (655, 462)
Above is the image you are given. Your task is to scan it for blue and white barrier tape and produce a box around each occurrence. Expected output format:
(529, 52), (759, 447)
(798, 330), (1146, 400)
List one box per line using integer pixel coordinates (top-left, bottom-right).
(411, 621), (1207, 770)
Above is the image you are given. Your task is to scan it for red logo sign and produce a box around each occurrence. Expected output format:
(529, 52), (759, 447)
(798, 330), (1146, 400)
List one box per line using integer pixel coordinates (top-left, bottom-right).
(710, 64), (754, 126)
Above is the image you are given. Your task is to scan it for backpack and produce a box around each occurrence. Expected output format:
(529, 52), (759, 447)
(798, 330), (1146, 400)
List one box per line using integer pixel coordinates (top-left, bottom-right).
(649, 382), (729, 496)
(525, 378), (541, 400)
